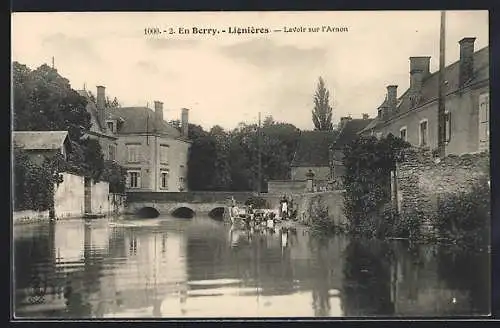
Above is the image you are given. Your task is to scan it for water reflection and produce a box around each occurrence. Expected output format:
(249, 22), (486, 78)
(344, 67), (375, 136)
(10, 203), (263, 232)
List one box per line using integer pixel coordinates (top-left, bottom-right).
(13, 216), (489, 318)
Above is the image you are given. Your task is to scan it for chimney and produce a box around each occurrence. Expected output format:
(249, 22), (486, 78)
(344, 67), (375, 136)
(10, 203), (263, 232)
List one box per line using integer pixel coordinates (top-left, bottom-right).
(386, 85), (398, 114)
(154, 101), (164, 122)
(362, 113), (369, 120)
(459, 37), (476, 86)
(96, 85), (106, 124)
(409, 56), (431, 92)
(339, 116), (352, 130)
(181, 108), (189, 137)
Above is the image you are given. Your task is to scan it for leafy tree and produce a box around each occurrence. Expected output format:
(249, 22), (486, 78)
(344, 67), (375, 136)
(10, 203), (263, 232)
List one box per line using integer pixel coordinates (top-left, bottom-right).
(13, 62), (91, 141)
(312, 77), (334, 131)
(342, 134), (410, 236)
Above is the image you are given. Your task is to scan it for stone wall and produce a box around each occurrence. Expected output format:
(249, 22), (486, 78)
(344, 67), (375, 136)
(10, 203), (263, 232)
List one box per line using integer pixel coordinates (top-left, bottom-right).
(13, 172), (116, 224)
(395, 148), (490, 234)
(267, 180), (307, 194)
(53, 172), (86, 219)
(91, 181), (111, 214)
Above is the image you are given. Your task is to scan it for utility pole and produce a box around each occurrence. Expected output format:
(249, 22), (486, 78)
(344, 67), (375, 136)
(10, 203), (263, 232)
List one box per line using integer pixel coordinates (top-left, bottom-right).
(257, 112), (262, 194)
(437, 10), (446, 158)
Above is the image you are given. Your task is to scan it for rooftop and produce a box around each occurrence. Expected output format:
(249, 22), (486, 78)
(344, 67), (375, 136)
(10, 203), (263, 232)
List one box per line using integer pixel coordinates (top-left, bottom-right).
(334, 118), (373, 150)
(13, 131), (70, 150)
(359, 45), (489, 134)
(106, 106), (182, 138)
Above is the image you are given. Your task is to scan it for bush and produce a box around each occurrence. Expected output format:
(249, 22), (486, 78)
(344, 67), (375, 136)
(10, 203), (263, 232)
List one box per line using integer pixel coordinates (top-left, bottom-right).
(342, 134), (410, 237)
(13, 149), (64, 212)
(101, 160), (127, 194)
(435, 180), (490, 248)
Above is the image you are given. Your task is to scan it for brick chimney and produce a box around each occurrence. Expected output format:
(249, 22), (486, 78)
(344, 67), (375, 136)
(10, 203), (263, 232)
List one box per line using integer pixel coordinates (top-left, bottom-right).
(386, 85), (398, 114)
(459, 37), (476, 87)
(154, 101), (164, 122)
(96, 86), (106, 125)
(181, 108), (189, 137)
(409, 56), (431, 92)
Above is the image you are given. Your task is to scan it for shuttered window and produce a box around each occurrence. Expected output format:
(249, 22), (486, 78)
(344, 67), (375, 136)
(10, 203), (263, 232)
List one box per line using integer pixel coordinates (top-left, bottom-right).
(479, 93), (489, 143)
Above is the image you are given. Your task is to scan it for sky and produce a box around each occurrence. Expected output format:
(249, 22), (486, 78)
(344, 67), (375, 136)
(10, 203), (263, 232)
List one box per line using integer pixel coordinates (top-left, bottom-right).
(11, 11), (488, 131)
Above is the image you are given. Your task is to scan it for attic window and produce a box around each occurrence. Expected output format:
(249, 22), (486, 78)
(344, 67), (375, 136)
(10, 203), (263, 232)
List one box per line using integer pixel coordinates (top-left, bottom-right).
(106, 121), (115, 133)
(378, 109), (382, 118)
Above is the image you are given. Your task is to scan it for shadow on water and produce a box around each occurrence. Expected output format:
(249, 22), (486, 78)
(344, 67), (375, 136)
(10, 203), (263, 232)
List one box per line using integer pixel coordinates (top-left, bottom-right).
(171, 207), (195, 219)
(136, 207), (160, 219)
(208, 207), (225, 221)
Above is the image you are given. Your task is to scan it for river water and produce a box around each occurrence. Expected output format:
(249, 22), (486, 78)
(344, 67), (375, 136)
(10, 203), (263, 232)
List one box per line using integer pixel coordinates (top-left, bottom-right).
(13, 215), (490, 319)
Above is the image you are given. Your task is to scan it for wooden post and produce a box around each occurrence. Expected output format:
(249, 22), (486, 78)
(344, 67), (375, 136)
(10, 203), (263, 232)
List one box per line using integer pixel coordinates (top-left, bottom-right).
(437, 11), (447, 158)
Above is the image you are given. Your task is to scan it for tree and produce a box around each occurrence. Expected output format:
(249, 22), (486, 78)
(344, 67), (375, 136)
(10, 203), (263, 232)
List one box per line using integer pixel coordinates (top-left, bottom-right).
(312, 77), (334, 131)
(13, 62), (91, 141)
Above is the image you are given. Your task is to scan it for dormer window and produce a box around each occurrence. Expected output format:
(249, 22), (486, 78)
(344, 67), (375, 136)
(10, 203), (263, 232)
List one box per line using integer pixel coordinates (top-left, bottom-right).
(106, 120), (116, 134)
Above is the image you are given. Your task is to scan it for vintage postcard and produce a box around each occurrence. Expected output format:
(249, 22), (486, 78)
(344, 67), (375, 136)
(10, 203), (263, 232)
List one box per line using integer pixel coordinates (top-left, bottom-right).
(11, 11), (490, 319)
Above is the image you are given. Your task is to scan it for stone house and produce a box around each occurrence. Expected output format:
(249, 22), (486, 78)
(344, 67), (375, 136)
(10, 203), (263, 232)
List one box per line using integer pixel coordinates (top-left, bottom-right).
(79, 86), (191, 192)
(12, 130), (72, 165)
(358, 37), (489, 156)
(291, 130), (338, 190)
(330, 115), (373, 188)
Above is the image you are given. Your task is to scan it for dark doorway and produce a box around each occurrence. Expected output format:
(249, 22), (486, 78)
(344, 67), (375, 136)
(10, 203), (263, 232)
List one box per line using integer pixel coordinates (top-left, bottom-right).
(171, 207), (195, 219)
(208, 207), (225, 221)
(137, 207), (160, 219)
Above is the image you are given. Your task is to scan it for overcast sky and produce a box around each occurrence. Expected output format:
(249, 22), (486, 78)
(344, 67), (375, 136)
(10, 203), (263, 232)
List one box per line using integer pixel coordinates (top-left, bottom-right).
(12, 11), (488, 131)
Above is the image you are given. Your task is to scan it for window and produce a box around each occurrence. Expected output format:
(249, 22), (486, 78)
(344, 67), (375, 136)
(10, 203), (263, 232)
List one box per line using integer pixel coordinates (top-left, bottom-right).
(108, 144), (116, 161)
(479, 93), (489, 143)
(419, 120), (429, 147)
(160, 170), (169, 189)
(160, 145), (169, 164)
(419, 120), (428, 146)
(378, 109), (382, 118)
(127, 144), (141, 163)
(127, 171), (141, 189)
(399, 127), (407, 142)
(107, 121), (114, 133)
(444, 111), (451, 143)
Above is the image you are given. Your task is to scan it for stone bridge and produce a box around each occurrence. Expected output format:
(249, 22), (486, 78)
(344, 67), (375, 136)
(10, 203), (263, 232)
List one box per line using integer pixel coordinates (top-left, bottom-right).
(125, 191), (258, 219)
(125, 190), (346, 224)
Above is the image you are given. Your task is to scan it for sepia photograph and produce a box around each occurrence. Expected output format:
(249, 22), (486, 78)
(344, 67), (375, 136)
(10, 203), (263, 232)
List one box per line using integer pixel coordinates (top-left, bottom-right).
(11, 10), (490, 319)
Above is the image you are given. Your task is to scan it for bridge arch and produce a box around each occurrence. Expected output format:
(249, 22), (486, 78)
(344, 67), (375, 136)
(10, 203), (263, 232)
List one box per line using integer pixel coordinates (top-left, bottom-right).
(137, 206), (160, 218)
(208, 207), (226, 221)
(171, 206), (195, 219)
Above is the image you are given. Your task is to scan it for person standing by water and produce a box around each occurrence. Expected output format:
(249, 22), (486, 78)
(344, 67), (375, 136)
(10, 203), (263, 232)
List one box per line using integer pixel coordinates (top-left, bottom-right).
(280, 195), (289, 219)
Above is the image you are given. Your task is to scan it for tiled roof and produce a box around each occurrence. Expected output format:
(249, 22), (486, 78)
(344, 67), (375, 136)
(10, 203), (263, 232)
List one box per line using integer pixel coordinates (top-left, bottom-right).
(334, 119), (373, 150)
(106, 107), (181, 138)
(291, 130), (338, 167)
(76, 90), (181, 138)
(359, 46), (489, 134)
(13, 131), (70, 150)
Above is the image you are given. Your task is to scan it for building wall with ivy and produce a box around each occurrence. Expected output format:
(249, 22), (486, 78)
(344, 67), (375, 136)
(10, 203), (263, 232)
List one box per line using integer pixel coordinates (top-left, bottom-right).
(394, 148), (490, 235)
